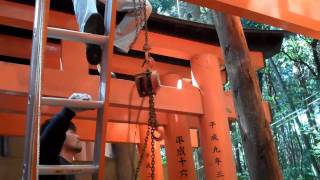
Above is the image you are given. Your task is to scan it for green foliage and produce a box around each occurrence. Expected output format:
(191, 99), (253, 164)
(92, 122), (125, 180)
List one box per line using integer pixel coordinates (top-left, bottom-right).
(149, 0), (176, 14)
(241, 18), (274, 30)
(160, 146), (167, 164)
(237, 172), (249, 180)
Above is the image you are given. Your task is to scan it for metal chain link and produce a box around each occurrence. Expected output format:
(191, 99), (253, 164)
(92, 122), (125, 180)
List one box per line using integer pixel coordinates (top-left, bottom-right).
(134, 125), (151, 180)
(134, 70), (157, 180)
(148, 72), (157, 179)
(131, 0), (157, 178)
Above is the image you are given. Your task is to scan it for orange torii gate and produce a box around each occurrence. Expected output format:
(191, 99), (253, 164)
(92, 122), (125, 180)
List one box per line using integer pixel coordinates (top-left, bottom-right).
(0, 1), (288, 179)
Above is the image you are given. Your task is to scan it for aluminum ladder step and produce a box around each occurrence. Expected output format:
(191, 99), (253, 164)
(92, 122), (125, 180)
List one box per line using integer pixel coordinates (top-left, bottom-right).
(48, 27), (107, 45)
(41, 97), (104, 109)
(38, 164), (99, 175)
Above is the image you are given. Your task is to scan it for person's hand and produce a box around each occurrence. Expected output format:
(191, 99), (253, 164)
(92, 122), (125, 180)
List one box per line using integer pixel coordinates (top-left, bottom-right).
(68, 93), (92, 113)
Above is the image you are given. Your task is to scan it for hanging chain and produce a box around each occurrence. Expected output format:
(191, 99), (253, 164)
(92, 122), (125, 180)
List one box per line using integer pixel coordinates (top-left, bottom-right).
(148, 72), (157, 179)
(134, 122), (150, 180)
(134, 70), (157, 180)
(132, 0), (157, 179)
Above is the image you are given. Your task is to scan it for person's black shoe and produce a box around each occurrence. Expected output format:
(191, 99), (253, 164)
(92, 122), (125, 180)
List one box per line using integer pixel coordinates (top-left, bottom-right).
(83, 13), (105, 65)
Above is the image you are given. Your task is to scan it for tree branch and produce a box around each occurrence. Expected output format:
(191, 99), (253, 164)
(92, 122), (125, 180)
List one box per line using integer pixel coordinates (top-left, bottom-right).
(280, 50), (319, 78)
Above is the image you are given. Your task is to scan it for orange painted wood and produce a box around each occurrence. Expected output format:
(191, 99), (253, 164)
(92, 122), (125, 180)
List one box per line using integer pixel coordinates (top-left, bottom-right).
(0, 1), (77, 30)
(0, 106), (200, 146)
(0, 61), (100, 97)
(0, 61), (254, 122)
(0, 33), (265, 86)
(60, 40), (89, 74)
(160, 129), (199, 148)
(0, 1), (266, 92)
(161, 74), (196, 179)
(132, 31), (265, 70)
(183, 0), (320, 39)
(0, 34), (192, 79)
(0, 34), (61, 69)
(0, 93), (200, 129)
(0, 61), (268, 123)
(0, 91), (200, 146)
(111, 54), (191, 79)
(0, 89), (270, 141)
(189, 129), (198, 148)
(0, 112), (140, 143)
(164, 114), (196, 179)
(88, 53), (193, 79)
(0, 33), (264, 85)
(191, 54), (237, 180)
(0, 1), (265, 70)
(74, 121), (141, 144)
(109, 78), (203, 115)
(0, 62), (203, 114)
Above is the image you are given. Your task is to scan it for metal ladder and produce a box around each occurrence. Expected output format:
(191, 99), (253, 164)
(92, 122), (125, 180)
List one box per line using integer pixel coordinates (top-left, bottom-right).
(21, 0), (116, 179)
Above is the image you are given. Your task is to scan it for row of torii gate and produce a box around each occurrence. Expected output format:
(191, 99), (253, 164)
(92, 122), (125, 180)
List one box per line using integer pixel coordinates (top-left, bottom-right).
(0, 0), (319, 179)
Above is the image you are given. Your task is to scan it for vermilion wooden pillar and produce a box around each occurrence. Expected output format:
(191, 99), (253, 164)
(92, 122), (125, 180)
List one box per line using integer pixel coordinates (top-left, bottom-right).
(191, 54), (237, 180)
(162, 74), (196, 180)
(138, 125), (164, 180)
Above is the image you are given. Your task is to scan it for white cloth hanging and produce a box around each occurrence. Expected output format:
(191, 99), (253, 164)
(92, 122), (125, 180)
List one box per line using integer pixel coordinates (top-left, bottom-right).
(72, 0), (152, 53)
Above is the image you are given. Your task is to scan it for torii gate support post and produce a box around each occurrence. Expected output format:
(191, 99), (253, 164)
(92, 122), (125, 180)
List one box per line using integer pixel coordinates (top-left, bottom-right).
(138, 125), (164, 180)
(191, 54), (237, 180)
(213, 12), (282, 180)
(161, 74), (196, 180)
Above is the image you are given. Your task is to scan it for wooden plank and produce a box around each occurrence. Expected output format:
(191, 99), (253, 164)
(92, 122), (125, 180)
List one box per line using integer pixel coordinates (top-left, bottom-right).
(0, 1), (77, 30)
(0, 62), (202, 115)
(111, 54), (192, 79)
(109, 78), (203, 115)
(0, 62), (268, 122)
(0, 34), (192, 78)
(0, 113), (197, 154)
(0, 110), (200, 145)
(183, 0), (320, 39)
(0, 1), (266, 70)
(132, 31), (265, 71)
(0, 34), (61, 69)
(0, 112), (140, 143)
(0, 93), (200, 128)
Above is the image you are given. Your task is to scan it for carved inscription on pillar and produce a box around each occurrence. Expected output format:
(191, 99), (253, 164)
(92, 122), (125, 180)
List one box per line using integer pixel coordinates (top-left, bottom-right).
(176, 136), (189, 177)
(209, 121), (224, 178)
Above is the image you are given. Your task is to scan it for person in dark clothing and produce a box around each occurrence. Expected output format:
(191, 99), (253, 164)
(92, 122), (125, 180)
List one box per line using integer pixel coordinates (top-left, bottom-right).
(39, 93), (91, 180)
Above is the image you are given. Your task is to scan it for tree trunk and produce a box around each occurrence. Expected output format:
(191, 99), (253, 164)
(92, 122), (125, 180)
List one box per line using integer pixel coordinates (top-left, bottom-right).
(294, 62), (318, 131)
(212, 12), (282, 180)
(269, 58), (320, 177)
(267, 72), (305, 178)
(311, 39), (320, 77)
